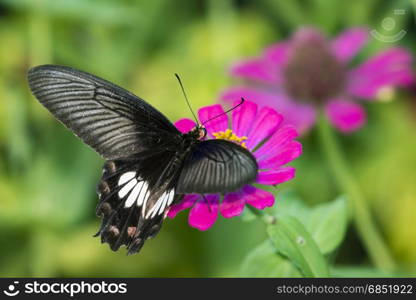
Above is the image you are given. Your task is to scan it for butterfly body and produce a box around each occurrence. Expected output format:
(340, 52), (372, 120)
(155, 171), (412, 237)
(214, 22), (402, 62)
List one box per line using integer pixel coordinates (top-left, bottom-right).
(28, 65), (258, 254)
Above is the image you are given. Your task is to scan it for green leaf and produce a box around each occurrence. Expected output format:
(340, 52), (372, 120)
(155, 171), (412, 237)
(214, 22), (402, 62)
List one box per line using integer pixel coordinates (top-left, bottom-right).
(267, 215), (329, 277)
(240, 240), (301, 277)
(269, 191), (349, 255)
(269, 191), (310, 221)
(306, 196), (348, 254)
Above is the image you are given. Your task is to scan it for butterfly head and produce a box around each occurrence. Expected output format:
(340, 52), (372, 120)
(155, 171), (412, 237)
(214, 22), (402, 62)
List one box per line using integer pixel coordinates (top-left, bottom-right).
(184, 124), (206, 140)
(195, 125), (207, 140)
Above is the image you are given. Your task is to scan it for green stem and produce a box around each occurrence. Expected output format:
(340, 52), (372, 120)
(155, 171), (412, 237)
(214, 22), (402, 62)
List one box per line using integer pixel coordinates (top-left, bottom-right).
(247, 205), (276, 225)
(316, 113), (396, 272)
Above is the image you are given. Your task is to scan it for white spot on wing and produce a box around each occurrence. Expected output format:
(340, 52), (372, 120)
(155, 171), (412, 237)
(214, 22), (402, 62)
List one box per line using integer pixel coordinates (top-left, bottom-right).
(118, 172), (136, 186)
(142, 192), (150, 217)
(118, 178), (137, 198)
(125, 181), (144, 207)
(145, 189), (175, 219)
(159, 190), (175, 215)
(167, 189), (175, 206)
(137, 182), (149, 207)
(148, 194), (166, 219)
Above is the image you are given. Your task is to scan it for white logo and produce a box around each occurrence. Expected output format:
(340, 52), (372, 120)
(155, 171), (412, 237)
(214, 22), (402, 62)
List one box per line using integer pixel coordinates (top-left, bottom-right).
(371, 9), (407, 43)
(3, 281), (20, 297)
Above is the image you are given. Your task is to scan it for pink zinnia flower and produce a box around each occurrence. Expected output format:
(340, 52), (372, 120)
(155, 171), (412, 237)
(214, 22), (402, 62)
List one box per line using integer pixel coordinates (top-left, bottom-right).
(167, 101), (301, 230)
(221, 27), (414, 133)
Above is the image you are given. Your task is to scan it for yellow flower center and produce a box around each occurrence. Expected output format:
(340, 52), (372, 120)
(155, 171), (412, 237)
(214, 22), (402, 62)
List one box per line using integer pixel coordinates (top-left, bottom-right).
(212, 129), (248, 148)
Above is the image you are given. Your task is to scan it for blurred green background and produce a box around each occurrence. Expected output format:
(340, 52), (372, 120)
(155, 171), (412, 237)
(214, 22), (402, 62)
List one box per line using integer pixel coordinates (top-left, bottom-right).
(0, 0), (415, 277)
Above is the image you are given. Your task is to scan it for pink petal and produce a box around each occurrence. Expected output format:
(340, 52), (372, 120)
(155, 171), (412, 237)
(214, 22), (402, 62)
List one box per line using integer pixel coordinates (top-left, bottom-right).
(242, 185), (275, 209)
(256, 141), (302, 169)
(198, 104), (229, 137)
(325, 99), (366, 133)
(231, 100), (258, 137)
(229, 42), (289, 84)
(256, 166), (296, 185)
(348, 47), (414, 99)
(220, 86), (285, 106)
(220, 191), (246, 218)
(230, 58), (279, 84)
(264, 42), (290, 68)
(188, 194), (219, 231)
(254, 125), (298, 158)
(174, 118), (197, 134)
(167, 194), (199, 218)
(279, 102), (316, 135)
(220, 86), (316, 134)
(351, 47), (411, 74)
(331, 27), (369, 63)
(244, 107), (283, 150)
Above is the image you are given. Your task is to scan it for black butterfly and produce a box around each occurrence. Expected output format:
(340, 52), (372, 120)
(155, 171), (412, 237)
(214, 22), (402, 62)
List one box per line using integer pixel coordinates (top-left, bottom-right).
(27, 65), (258, 254)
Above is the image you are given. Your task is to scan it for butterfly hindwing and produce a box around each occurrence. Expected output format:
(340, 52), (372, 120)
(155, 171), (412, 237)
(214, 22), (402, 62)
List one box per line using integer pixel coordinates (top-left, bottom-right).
(27, 65), (180, 160)
(96, 156), (183, 254)
(177, 139), (258, 194)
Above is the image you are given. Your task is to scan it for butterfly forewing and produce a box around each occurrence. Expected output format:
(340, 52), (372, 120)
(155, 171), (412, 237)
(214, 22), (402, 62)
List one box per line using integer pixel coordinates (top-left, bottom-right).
(27, 65), (180, 160)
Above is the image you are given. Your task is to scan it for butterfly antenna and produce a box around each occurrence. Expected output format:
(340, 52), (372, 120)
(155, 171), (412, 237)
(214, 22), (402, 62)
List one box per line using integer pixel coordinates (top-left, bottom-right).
(202, 98), (245, 125)
(175, 73), (199, 124)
